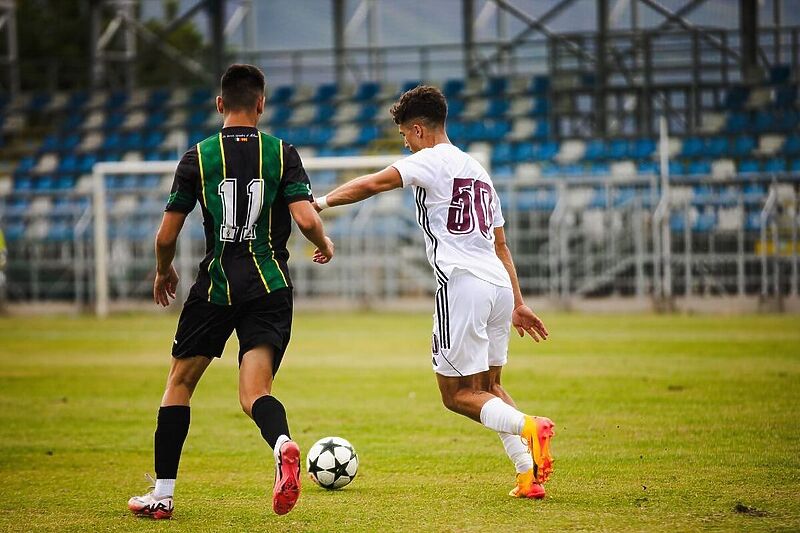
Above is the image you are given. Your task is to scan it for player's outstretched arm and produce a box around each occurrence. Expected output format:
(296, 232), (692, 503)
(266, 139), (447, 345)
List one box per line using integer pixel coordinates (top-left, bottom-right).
(493, 227), (549, 342)
(288, 200), (334, 264)
(154, 211), (187, 307)
(313, 166), (403, 211)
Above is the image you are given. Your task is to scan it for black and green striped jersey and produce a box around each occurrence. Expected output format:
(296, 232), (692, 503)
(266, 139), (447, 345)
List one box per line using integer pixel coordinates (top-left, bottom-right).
(165, 126), (313, 305)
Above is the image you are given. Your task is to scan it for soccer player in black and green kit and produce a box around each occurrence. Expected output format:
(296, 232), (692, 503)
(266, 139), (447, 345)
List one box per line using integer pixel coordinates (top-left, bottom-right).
(128, 64), (333, 519)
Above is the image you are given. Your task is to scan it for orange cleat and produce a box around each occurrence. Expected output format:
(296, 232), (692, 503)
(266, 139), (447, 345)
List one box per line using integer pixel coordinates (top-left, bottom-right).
(272, 440), (301, 515)
(520, 416), (555, 483)
(509, 469), (546, 499)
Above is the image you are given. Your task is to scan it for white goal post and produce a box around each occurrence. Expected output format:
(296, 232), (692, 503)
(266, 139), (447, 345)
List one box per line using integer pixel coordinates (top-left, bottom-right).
(91, 152), (490, 316)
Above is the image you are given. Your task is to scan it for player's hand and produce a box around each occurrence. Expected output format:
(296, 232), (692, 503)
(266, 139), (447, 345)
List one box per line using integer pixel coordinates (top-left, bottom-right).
(512, 304), (548, 342)
(154, 265), (179, 307)
(313, 236), (334, 264)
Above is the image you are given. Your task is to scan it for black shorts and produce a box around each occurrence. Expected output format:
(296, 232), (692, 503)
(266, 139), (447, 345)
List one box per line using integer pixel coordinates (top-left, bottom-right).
(172, 288), (293, 373)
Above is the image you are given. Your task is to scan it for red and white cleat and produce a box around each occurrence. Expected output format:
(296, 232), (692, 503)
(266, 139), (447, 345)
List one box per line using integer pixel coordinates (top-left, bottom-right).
(128, 492), (173, 519)
(272, 440), (301, 515)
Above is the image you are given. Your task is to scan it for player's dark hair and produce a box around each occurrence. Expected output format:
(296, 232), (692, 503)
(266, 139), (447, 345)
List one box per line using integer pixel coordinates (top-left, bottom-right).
(390, 85), (447, 127)
(220, 64), (266, 111)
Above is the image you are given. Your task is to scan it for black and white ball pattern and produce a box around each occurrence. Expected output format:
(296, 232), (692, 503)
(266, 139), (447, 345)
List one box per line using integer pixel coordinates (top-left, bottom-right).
(306, 436), (359, 490)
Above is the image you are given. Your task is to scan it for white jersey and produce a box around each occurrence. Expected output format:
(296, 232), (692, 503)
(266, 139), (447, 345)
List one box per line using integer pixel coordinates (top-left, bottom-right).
(392, 143), (511, 289)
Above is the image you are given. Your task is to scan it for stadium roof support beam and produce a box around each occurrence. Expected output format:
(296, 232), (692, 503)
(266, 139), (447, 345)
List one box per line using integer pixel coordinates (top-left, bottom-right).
(0, 0), (19, 96)
(635, 0), (741, 61)
(333, 0), (346, 85)
(596, 0), (609, 136)
(481, 0), (593, 74)
(740, 0), (761, 82)
(463, 0), (475, 78)
(208, 0), (226, 85)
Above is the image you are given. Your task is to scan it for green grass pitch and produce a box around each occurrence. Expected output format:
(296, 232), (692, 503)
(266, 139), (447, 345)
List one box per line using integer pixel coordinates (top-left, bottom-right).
(0, 312), (799, 532)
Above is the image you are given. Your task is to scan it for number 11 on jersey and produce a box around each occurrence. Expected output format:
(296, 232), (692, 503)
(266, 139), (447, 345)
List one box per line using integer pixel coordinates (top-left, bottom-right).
(218, 178), (263, 242)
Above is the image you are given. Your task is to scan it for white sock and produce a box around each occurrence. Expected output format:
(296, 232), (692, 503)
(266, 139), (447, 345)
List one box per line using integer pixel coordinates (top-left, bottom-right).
(273, 434), (291, 460)
(479, 397), (526, 434)
(499, 432), (534, 474)
(153, 478), (175, 499)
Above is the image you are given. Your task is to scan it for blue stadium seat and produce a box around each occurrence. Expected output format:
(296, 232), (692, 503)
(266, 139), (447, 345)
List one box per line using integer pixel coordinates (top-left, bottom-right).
(492, 165), (514, 182)
(731, 135), (756, 157)
(769, 64), (791, 85)
(189, 88), (213, 105)
(55, 176), (75, 190)
(692, 185), (714, 206)
(516, 188), (556, 211)
(774, 85), (797, 108)
(681, 136), (703, 157)
(583, 140), (606, 161)
(13, 176), (32, 191)
(743, 183), (767, 205)
(669, 160), (686, 176)
(486, 100), (509, 118)
(7, 197), (30, 216)
(783, 134), (800, 155)
(537, 141), (559, 160)
(669, 212), (686, 232)
(791, 159), (800, 172)
(447, 100), (465, 119)
(79, 154), (98, 174)
(148, 88), (171, 106)
(16, 156), (36, 175)
(102, 132), (122, 152)
(531, 98), (549, 117)
(763, 158), (787, 173)
(62, 134), (80, 152)
(443, 79), (465, 98)
(41, 134), (60, 152)
(693, 210), (717, 232)
(354, 81), (380, 101)
(58, 154), (79, 174)
(68, 91), (89, 109)
(775, 110), (799, 131)
(632, 138), (656, 159)
(534, 121), (550, 138)
(107, 90), (127, 108)
(63, 112), (84, 130)
(492, 143), (513, 165)
(5, 222), (26, 242)
(608, 139), (629, 159)
(739, 159), (760, 174)
(269, 85), (293, 104)
(745, 211), (762, 231)
(688, 160), (712, 176)
(105, 112), (125, 130)
(314, 83), (339, 102)
(146, 111), (167, 129)
(34, 175), (54, 191)
(706, 137), (729, 158)
(187, 110), (208, 128)
(486, 77), (507, 97)
(29, 92), (51, 111)
(590, 163), (610, 176)
(723, 86), (749, 110)
(400, 80), (422, 94)
(270, 106), (292, 124)
(314, 104), (336, 123)
(357, 125), (380, 144)
(725, 112), (748, 134)
(754, 110), (776, 132)
(530, 76), (549, 95)
(143, 131), (166, 150)
(357, 104), (378, 121)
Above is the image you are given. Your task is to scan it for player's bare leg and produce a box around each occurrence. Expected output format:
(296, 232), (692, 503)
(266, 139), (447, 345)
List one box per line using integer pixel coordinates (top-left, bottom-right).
(487, 366), (545, 498)
(240, 345), (300, 516)
(129, 355), (212, 519)
(436, 371), (554, 484)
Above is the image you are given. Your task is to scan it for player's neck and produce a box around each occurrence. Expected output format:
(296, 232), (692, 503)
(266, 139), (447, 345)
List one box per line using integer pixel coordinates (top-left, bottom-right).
(423, 130), (451, 149)
(222, 112), (260, 129)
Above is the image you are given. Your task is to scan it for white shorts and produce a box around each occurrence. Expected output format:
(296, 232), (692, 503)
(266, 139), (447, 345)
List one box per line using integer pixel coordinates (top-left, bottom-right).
(431, 270), (514, 377)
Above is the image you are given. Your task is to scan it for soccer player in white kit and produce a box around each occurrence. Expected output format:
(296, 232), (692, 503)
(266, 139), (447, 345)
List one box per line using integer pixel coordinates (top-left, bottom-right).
(314, 85), (555, 498)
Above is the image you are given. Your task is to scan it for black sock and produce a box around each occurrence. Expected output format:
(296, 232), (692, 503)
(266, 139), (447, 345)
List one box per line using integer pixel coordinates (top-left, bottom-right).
(154, 405), (190, 479)
(251, 395), (290, 449)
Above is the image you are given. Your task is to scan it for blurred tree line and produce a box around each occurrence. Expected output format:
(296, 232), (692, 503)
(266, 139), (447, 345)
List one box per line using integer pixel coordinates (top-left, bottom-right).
(17, 0), (207, 91)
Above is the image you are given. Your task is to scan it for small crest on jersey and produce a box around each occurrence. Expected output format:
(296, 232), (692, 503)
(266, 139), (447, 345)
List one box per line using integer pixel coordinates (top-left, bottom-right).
(431, 332), (440, 355)
(236, 136), (248, 142)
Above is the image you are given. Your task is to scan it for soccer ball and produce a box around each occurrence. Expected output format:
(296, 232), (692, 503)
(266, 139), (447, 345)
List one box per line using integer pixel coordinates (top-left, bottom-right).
(306, 436), (358, 490)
